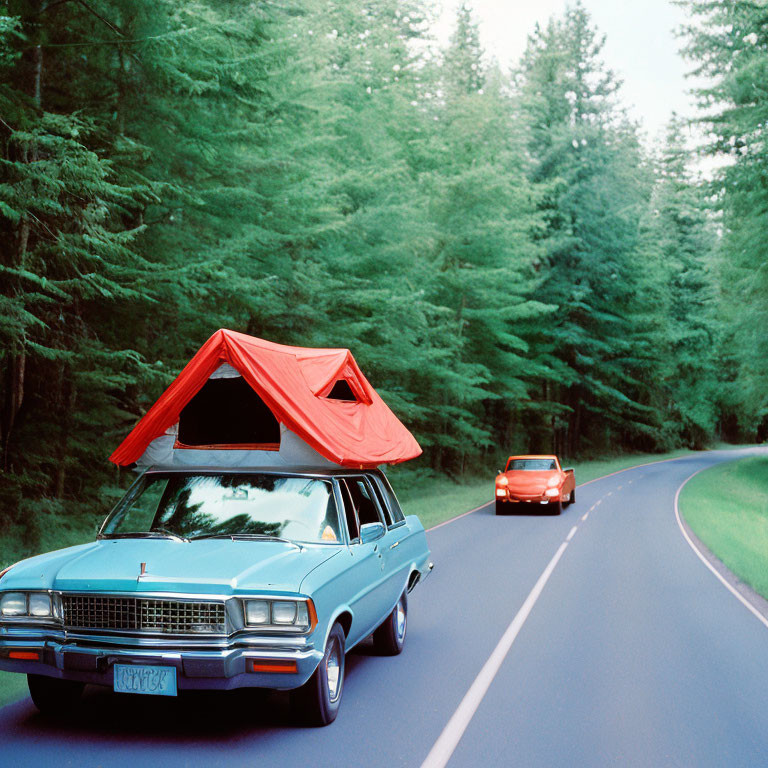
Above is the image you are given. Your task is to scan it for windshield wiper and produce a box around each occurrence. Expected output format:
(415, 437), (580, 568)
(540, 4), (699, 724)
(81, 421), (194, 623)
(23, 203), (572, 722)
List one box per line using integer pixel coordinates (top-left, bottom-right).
(151, 527), (190, 543)
(99, 530), (189, 543)
(191, 533), (303, 549)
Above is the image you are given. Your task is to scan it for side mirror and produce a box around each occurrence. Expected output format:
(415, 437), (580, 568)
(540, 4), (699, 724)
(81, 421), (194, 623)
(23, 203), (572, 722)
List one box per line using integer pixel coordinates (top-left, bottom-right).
(497, 469), (503, 475)
(360, 522), (385, 544)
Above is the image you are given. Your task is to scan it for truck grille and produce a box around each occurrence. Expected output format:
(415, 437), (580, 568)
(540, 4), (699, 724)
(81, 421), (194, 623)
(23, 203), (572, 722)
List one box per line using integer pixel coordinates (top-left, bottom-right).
(62, 595), (226, 635)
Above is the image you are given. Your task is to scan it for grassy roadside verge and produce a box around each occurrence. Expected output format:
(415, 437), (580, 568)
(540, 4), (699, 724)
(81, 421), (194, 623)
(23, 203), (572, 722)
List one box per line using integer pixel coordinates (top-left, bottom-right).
(679, 455), (768, 600)
(395, 446), (730, 531)
(0, 672), (30, 709)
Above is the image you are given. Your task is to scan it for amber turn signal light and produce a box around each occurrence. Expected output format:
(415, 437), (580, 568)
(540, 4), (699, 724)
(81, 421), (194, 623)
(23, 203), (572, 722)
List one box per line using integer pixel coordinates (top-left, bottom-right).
(250, 659), (298, 674)
(9, 650), (40, 661)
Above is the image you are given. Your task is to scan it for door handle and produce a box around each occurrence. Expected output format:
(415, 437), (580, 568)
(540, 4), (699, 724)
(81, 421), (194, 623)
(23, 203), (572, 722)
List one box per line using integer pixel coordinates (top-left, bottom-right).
(390, 541), (400, 550)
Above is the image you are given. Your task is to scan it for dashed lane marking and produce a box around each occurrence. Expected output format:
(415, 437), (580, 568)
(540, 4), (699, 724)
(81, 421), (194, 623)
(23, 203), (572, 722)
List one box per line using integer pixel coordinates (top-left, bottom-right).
(420, 540), (571, 768)
(581, 512), (589, 521)
(566, 526), (578, 542)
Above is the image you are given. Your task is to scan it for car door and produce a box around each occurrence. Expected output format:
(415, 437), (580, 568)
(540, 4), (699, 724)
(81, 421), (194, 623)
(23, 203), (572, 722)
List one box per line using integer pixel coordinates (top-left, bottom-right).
(333, 478), (388, 646)
(367, 473), (416, 605)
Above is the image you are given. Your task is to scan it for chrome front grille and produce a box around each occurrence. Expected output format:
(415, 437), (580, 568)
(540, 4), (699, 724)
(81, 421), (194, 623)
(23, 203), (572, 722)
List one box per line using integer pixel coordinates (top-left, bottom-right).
(62, 595), (226, 635)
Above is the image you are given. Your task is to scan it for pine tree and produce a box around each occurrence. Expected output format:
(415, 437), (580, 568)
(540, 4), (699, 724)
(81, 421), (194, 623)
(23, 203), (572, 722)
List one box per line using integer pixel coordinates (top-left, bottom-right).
(516, 3), (659, 455)
(678, 0), (768, 439)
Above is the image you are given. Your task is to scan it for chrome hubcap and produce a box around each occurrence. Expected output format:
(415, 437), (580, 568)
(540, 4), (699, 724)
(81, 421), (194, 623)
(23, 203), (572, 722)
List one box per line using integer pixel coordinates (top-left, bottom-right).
(326, 641), (341, 702)
(395, 599), (406, 643)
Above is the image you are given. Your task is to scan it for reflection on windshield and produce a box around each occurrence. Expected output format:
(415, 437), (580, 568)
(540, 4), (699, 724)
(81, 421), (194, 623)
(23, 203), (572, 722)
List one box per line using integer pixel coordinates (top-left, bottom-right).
(507, 459), (557, 471)
(102, 474), (341, 544)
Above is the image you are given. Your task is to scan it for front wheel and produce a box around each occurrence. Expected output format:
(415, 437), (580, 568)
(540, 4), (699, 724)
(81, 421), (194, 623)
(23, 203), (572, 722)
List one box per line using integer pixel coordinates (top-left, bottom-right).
(495, 499), (506, 515)
(291, 623), (345, 727)
(569, 487), (576, 505)
(373, 591), (407, 656)
(549, 500), (563, 515)
(28, 674), (84, 714)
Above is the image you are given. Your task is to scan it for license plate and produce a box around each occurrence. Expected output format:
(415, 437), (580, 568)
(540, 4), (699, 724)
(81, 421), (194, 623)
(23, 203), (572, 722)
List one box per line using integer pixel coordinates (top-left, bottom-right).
(113, 664), (177, 697)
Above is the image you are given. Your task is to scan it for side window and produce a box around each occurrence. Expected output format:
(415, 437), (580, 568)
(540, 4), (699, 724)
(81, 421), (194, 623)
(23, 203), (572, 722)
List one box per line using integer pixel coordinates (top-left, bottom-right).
(372, 474), (405, 525)
(366, 476), (394, 526)
(338, 480), (360, 542)
(347, 477), (382, 526)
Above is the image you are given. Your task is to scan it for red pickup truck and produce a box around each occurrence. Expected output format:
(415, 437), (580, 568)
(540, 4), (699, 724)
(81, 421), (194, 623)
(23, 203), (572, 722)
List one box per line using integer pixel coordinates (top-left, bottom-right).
(495, 455), (576, 515)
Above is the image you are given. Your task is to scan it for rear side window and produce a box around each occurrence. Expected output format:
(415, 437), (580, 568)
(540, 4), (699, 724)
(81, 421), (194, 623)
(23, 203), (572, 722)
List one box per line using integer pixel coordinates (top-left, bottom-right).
(341, 477), (383, 528)
(372, 474), (405, 525)
(338, 480), (360, 542)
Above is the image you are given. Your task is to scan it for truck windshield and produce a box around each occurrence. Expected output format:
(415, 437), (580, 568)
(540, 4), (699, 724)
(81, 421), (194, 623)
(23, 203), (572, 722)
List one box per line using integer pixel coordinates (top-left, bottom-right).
(101, 473), (341, 544)
(506, 459), (557, 471)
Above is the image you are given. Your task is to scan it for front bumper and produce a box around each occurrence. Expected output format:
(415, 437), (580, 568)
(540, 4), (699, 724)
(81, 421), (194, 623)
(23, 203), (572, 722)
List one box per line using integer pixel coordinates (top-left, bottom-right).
(496, 490), (559, 504)
(0, 628), (323, 691)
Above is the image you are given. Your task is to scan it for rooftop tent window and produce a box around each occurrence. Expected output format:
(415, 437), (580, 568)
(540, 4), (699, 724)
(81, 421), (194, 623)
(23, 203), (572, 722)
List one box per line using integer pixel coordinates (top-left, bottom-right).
(177, 376), (280, 448)
(323, 379), (358, 402)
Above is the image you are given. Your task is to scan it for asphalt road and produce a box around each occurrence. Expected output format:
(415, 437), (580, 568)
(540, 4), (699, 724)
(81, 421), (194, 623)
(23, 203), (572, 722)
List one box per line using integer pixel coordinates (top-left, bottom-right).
(2, 449), (768, 767)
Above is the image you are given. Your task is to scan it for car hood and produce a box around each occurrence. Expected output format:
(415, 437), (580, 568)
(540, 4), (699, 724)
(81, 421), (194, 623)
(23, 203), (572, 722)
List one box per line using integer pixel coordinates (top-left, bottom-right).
(504, 470), (562, 493)
(2, 539), (340, 596)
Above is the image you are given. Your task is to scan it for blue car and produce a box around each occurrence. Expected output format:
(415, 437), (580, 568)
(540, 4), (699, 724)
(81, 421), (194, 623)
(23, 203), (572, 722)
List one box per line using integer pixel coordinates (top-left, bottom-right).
(0, 467), (432, 725)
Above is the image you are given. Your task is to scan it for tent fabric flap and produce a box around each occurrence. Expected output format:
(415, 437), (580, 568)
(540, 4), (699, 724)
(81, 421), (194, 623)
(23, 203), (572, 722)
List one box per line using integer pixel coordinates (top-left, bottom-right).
(109, 329), (422, 469)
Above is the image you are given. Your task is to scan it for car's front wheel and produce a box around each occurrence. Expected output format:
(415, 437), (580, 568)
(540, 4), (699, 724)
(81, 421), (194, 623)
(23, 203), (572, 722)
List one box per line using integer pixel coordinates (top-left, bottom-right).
(28, 674), (84, 714)
(549, 500), (563, 515)
(373, 591), (407, 656)
(291, 622), (345, 727)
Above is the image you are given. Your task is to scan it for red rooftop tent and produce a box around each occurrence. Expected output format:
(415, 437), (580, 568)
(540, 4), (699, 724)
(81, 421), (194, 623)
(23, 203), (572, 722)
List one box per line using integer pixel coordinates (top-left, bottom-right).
(110, 329), (422, 469)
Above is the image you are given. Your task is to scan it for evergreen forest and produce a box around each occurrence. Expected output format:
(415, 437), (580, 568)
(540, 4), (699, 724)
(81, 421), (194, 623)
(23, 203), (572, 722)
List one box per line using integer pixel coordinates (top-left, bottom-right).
(1, 0), (766, 558)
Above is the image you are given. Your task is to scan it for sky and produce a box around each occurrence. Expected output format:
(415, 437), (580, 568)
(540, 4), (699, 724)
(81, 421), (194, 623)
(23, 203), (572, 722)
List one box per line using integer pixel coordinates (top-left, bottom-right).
(435, 0), (698, 142)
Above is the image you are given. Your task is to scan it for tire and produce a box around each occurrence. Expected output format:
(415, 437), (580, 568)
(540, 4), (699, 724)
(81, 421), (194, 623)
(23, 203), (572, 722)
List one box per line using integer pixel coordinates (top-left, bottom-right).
(373, 591), (407, 656)
(549, 500), (562, 515)
(569, 487), (576, 505)
(495, 499), (505, 515)
(291, 623), (345, 727)
(27, 674), (84, 714)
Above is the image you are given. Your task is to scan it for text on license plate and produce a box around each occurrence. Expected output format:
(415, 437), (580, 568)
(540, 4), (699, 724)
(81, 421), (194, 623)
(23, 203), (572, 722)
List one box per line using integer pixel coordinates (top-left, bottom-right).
(113, 663), (177, 696)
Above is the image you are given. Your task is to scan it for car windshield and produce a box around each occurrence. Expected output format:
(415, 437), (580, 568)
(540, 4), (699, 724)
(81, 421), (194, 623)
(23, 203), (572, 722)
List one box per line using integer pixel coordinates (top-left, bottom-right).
(507, 459), (557, 471)
(101, 473), (342, 544)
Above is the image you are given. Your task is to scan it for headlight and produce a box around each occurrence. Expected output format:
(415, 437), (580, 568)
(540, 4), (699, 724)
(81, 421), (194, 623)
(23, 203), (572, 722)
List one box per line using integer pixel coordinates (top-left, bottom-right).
(272, 601), (297, 624)
(547, 476), (560, 487)
(29, 593), (52, 617)
(496, 476), (509, 486)
(242, 598), (314, 632)
(545, 488), (560, 497)
(0, 591), (57, 620)
(244, 600), (270, 625)
(0, 592), (27, 616)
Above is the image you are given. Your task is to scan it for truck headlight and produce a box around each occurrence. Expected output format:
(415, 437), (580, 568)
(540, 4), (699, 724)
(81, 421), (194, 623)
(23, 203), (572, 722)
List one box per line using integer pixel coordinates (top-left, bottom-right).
(242, 598), (315, 632)
(0, 592), (26, 616)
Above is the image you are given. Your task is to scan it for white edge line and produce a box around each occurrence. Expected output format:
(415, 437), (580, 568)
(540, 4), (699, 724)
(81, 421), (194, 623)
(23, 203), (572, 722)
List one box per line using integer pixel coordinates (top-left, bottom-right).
(674, 467), (768, 631)
(420, 540), (570, 768)
(427, 501), (491, 532)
